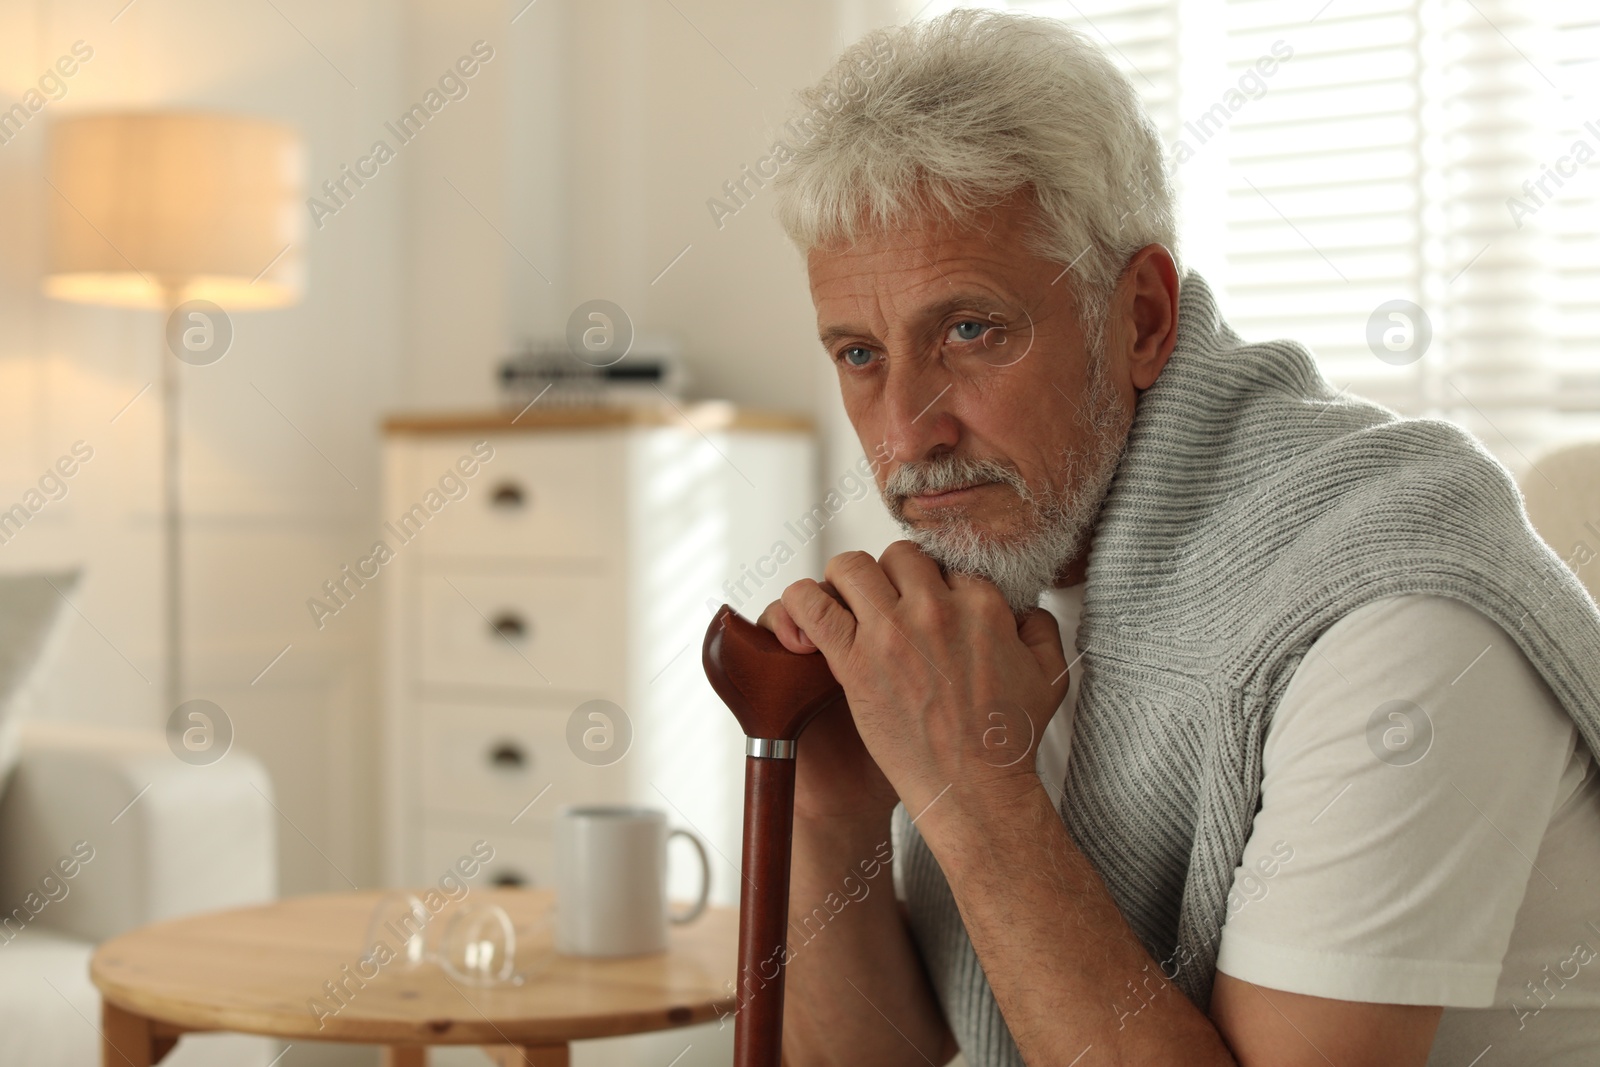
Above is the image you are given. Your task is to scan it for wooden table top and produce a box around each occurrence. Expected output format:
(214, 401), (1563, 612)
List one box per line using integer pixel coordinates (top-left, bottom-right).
(90, 890), (739, 1046)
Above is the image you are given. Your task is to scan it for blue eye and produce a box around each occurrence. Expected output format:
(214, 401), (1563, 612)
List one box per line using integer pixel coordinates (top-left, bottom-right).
(949, 320), (990, 343)
(840, 346), (874, 367)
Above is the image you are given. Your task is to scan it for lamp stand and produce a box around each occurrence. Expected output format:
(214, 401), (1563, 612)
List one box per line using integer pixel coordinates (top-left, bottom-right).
(161, 281), (183, 718)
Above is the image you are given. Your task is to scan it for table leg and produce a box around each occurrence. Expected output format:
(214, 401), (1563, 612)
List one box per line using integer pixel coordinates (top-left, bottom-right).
(102, 1001), (155, 1067)
(483, 1045), (570, 1067)
(380, 1048), (427, 1067)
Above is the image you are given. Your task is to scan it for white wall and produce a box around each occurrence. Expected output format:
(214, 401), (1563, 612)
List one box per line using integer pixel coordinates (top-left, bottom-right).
(0, 0), (407, 897)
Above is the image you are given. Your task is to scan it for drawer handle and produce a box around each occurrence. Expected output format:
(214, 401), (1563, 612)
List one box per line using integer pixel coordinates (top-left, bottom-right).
(487, 740), (527, 770)
(491, 613), (529, 641)
(490, 482), (527, 509)
(490, 870), (528, 888)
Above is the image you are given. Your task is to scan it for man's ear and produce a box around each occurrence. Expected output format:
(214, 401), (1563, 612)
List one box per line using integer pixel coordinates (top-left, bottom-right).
(1120, 244), (1181, 391)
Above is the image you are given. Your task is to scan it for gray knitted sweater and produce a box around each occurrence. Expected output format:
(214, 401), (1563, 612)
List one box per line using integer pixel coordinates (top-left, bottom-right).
(891, 270), (1600, 1066)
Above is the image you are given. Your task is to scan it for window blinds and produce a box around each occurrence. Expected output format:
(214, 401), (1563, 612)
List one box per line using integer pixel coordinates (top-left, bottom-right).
(1549, 7), (1600, 392)
(915, 0), (1600, 463)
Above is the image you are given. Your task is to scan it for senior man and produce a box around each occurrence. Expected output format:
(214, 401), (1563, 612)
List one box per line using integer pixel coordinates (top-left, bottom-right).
(750, 10), (1600, 1067)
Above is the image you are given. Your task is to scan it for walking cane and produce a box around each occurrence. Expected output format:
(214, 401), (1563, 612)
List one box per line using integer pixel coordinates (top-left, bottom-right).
(702, 603), (846, 1067)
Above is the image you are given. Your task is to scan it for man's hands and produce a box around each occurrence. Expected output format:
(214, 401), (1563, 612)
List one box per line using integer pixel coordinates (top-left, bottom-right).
(758, 579), (901, 824)
(757, 540), (1071, 827)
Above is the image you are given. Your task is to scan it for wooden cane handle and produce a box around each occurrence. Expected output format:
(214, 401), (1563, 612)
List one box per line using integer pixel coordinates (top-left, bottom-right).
(702, 603), (846, 1067)
(702, 603), (844, 741)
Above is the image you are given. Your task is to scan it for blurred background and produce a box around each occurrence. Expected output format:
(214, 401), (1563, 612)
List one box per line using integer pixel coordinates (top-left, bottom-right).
(0, 0), (1595, 1064)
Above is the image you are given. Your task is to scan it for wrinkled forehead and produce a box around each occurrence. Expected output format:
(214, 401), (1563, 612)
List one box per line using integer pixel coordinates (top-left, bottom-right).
(805, 208), (1078, 346)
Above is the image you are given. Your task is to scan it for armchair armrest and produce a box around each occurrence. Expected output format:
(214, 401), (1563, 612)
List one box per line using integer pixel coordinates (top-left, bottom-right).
(0, 720), (276, 944)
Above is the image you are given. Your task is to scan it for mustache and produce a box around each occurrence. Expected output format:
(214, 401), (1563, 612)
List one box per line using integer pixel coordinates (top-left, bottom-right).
(884, 453), (1031, 502)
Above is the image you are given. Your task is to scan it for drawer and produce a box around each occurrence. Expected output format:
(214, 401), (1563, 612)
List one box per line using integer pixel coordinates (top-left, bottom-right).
(419, 701), (628, 820)
(418, 570), (620, 691)
(395, 436), (623, 560)
(422, 819), (553, 891)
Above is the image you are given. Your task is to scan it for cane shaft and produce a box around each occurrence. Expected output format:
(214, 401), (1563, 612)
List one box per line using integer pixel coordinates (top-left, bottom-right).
(734, 752), (796, 1067)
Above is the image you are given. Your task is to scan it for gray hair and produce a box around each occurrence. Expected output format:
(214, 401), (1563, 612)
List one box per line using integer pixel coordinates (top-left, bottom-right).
(771, 8), (1179, 329)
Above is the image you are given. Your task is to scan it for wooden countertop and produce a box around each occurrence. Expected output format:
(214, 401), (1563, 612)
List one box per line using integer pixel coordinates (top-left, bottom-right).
(383, 401), (812, 435)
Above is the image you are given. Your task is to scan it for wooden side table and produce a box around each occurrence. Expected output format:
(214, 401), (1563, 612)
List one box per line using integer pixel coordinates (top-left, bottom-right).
(90, 889), (738, 1066)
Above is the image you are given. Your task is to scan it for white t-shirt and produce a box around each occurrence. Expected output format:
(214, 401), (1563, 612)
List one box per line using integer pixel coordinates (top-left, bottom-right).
(1037, 586), (1600, 1065)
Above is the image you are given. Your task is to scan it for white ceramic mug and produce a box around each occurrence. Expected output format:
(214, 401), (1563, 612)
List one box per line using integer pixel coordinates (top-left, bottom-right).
(554, 804), (711, 957)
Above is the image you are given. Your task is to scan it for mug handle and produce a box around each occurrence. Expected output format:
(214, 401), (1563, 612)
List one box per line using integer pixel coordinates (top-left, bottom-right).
(667, 827), (711, 924)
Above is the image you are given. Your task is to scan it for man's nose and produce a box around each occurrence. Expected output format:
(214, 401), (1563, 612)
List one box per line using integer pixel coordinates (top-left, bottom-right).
(880, 359), (959, 464)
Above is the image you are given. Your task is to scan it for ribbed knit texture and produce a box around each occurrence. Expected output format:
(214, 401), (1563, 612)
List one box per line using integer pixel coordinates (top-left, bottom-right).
(892, 270), (1600, 1066)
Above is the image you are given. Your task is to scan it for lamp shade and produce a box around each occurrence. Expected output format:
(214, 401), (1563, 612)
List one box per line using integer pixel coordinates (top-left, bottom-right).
(45, 112), (305, 309)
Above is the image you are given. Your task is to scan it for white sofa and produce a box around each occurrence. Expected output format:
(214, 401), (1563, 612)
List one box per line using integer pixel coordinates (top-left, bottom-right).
(0, 720), (280, 1066)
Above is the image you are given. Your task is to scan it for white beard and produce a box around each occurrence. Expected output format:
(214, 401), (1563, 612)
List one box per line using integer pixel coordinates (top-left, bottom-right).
(882, 343), (1128, 615)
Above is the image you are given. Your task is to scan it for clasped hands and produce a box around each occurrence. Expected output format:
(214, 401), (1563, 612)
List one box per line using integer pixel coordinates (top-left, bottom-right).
(757, 539), (1071, 830)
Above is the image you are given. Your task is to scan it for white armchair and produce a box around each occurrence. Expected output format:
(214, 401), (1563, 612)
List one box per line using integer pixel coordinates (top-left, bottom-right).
(1519, 441), (1600, 602)
(0, 720), (280, 1066)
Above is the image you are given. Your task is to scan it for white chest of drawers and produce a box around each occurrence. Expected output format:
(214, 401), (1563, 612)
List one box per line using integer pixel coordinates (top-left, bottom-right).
(380, 405), (818, 905)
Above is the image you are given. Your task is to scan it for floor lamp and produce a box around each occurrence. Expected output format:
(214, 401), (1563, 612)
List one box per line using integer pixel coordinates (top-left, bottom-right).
(44, 112), (305, 717)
